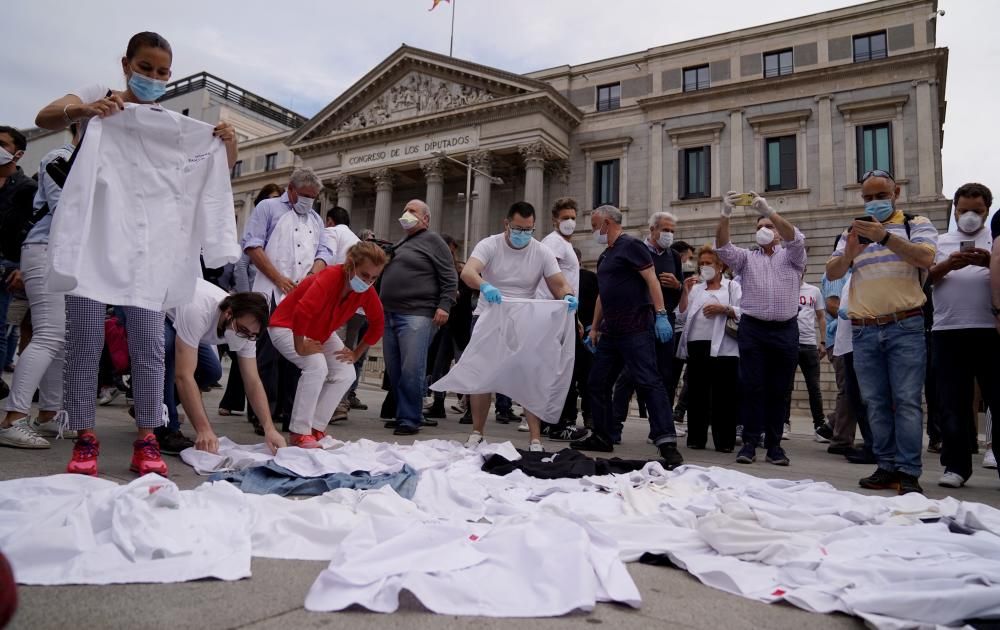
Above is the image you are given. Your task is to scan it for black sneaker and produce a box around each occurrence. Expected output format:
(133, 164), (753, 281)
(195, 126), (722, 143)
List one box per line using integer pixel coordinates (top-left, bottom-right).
(827, 443), (854, 455)
(814, 424), (834, 443)
(154, 429), (194, 455)
(658, 443), (684, 470)
(421, 416), (439, 427)
(736, 443), (756, 464)
(393, 425), (419, 436)
(927, 441), (942, 454)
(845, 448), (877, 465)
(673, 408), (685, 424)
(459, 410), (473, 425)
(859, 467), (899, 490)
(423, 402), (446, 419)
(897, 473), (924, 495)
(495, 409), (515, 424)
(550, 426), (588, 442)
(384, 420), (398, 429)
(570, 433), (614, 453)
(766, 446), (790, 466)
(348, 394), (368, 411)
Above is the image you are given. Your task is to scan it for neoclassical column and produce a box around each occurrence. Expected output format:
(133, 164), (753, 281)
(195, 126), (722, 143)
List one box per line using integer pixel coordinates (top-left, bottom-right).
(469, 150), (493, 247)
(371, 168), (394, 239)
(519, 142), (547, 212)
(334, 174), (354, 213)
(649, 121), (664, 213)
(816, 95), (835, 206)
(728, 110), (744, 195)
(914, 79), (937, 199)
(421, 158), (445, 233)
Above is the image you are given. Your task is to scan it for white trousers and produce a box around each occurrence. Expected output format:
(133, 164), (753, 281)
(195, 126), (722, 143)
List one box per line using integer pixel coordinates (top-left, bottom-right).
(269, 327), (356, 434)
(5, 244), (64, 413)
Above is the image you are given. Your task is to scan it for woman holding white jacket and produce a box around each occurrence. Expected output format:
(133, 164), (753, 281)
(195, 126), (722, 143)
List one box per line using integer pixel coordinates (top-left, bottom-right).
(677, 244), (741, 452)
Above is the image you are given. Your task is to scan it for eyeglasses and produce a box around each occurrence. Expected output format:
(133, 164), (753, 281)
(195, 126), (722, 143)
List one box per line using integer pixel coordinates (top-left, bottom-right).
(860, 169), (895, 183)
(232, 321), (260, 341)
(509, 227), (535, 236)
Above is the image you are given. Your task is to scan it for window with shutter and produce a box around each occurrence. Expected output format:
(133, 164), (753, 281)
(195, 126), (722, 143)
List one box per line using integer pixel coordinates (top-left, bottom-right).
(855, 123), (893, 181)
(679, 146), (709, 199)
(765, 136), (797, 191)
(593, 159), (620, 207)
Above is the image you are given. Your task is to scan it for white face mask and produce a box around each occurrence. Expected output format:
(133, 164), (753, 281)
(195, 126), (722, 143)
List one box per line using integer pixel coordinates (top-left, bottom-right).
(657, 231), (674, 249)
(755, 227), (775, 247)
(223, 326), (250, 353)
(399, 211), (421, 230)
(957, 211), (985, 235)
(0, 146), (13, 166)
(293, 195), (315, 215)
(593, 229), (608, 245)
(699, 265), (716, 282)
(682, 260), (697, 273)
(558, 219), (576, 236)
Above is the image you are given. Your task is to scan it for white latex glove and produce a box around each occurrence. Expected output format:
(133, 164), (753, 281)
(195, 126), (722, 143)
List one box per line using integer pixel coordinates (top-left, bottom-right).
(722, 190), (739, 218)
(749, 191), (773, 217)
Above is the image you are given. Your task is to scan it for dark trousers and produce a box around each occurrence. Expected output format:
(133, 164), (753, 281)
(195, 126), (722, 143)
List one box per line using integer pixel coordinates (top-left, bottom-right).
(163, 321), (222, 431)
(783, 344), (826, 427)
(251, 304), (300, 429)
(934, 329), (1000, 480)
(685, 340), (738, 451)
(925, 331), (943, 444)
(738, 316), (799, 449)
(589, 329), (676, 445)
(828, 352), (856, 447)
(219, 350), (246, 412)
(609, 337), (674, 442)
(429, 326), (461, 404)
(843, 352), (873, 449)
(557, 337), (593, 428)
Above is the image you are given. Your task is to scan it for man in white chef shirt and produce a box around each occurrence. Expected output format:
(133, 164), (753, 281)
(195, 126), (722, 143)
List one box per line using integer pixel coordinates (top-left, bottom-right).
(164, 279), (286, 455)
(783, 273), (829, 442)
(460, 201), (577, 451)
(927, 183), (999, 488)
(242, 167), (334, 431)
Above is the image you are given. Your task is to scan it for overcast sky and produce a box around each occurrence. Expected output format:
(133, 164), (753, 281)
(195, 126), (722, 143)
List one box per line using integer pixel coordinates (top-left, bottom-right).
(3, 0), (996, 213)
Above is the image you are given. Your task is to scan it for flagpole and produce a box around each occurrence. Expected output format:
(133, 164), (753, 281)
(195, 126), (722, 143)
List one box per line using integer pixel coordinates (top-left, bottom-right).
(449, 0), (456, 56)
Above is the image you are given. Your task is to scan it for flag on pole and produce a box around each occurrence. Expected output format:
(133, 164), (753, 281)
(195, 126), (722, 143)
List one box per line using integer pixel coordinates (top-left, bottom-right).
(429, 0), (450, 11)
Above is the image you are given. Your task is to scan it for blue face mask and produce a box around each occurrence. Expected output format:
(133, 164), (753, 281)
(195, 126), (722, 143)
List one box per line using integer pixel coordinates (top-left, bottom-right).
(864, 199), (895, 222)
(509, 230), (532, 249)
(128, 71), (167, 102)
(349, 274), (370, 293)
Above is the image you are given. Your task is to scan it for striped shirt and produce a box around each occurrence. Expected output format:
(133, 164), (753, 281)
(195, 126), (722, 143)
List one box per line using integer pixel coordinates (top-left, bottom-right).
(717, 228), (807, 321)
(830, 210), (937, 319)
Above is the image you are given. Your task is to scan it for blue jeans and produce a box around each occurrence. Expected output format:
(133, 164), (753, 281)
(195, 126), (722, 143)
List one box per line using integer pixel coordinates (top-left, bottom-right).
(382, 312), (436, 430)
(164, 321), (223, 431)
(588, 329), (676, 445)
(851, 315), (926, 477)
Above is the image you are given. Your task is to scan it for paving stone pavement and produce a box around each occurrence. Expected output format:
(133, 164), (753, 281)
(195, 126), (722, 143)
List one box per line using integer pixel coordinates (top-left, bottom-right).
(3, 379), (997, 630)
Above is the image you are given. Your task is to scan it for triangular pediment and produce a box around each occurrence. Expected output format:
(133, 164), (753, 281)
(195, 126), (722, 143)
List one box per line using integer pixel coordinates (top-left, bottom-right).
(289, 45), (578, 146)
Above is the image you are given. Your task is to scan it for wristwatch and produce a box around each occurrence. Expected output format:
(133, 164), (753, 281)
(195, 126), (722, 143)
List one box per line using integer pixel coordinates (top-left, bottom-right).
(878, 232), (891, 246)
(655, 308), (668, 316)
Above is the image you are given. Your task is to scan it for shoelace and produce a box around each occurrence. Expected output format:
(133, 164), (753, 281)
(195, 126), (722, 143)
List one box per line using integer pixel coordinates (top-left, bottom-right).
(12, 421), (44, 441)
(74, 438), (99, 459)
(52, 410), (70, 439)
(138, 439), (161, 460)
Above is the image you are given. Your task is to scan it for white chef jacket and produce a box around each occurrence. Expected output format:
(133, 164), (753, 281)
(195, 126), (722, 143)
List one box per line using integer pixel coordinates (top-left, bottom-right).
(47, 103), (240, 310)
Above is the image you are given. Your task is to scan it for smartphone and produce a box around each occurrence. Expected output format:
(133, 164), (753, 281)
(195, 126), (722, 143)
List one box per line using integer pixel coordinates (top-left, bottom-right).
(733, 193), (755, 206)
(852, 216), (875, 245)
(960, 240), (975, 252)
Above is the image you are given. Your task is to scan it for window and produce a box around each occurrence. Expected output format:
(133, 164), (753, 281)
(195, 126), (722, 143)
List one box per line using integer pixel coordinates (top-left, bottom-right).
(231, 160), (243, 179)
(764, 49), (793, 78)
(678, 146), (710, 199)
(856, 123), (893, 181)
(765, 136), (797, 191)
(853, 31), (888, 62)
(683, 65), (710, 92)
(264, 153), (277, 171)
(593, 159), (620, 207)
(596, 83), (621, 112)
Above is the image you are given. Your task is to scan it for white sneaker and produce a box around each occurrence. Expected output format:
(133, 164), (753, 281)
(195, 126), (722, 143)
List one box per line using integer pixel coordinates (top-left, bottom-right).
(517, 419), (529, 432)
(0, 420), (51, 449)
(675, 424), (687, 438)
(97, 386), (120, 406)
(938, 471), (965, 488)
(781, 423), (791, 440)
(465, 431), (484, 448)
(983, 449), (997, 469)
(528, 439), (544, 453)
(28, 415), (75, 439)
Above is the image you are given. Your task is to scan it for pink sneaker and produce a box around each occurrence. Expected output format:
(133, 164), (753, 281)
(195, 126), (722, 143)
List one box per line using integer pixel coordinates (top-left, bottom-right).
(67, 434), (100, 476)
(311, 428), (327, 442)
(130, 435), (168, 476)
(289, 432), (319, 449)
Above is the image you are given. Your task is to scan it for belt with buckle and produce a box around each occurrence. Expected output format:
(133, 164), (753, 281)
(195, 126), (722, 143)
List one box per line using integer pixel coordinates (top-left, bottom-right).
(851, 308), (923, 327)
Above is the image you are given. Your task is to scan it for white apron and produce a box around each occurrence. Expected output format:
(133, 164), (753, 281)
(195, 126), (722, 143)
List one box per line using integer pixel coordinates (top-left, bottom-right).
(252, 210), (320, 305)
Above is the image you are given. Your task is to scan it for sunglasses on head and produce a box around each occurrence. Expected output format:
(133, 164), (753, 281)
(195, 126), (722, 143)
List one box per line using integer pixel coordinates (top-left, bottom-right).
(860, 169), (895, 183)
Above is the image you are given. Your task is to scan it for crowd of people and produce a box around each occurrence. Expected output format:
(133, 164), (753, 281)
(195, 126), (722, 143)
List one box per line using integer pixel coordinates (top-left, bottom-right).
(0, 32), (998, 498)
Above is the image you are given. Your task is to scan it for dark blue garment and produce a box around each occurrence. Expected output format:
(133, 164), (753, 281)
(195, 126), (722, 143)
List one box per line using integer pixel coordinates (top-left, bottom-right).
(211, 461), (419, 498)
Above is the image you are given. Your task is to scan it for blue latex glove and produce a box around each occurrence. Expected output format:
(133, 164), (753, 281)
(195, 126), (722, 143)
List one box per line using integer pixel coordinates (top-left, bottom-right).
(583, 335), (597, 354)
(654, 312), (673, 343)
(480, 282), (502, 304)
(563, 294), (578, 312)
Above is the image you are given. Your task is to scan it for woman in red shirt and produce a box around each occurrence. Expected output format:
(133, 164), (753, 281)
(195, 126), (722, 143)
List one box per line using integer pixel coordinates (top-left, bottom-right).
(269, 242), (387, 447)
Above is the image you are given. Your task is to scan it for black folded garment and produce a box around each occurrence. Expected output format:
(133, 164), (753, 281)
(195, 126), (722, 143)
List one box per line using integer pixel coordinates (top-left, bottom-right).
(482, 448), (653, 479)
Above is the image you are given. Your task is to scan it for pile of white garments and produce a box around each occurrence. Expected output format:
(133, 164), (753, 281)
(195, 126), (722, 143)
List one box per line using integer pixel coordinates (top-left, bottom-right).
(2, 439), (1000, 628)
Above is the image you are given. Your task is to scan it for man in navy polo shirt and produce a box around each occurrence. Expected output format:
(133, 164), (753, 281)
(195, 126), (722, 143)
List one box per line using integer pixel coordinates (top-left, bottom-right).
(570, 205), (683, 469)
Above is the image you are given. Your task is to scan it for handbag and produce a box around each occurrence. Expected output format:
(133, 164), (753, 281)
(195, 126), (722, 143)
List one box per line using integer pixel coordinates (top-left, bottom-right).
(724, 280), (739, 339)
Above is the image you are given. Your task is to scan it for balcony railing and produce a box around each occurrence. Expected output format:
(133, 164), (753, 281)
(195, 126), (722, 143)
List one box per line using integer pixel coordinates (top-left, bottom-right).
(163, 72), (307, 129)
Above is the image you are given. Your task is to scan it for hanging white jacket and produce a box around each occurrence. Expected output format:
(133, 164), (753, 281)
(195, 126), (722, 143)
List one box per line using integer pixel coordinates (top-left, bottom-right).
(47, 103), (240, 310)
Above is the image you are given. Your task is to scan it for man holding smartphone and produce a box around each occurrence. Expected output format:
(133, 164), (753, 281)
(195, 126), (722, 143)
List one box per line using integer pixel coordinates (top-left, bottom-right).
(826, 170), (938, 495)
(927, 183), (998, 489)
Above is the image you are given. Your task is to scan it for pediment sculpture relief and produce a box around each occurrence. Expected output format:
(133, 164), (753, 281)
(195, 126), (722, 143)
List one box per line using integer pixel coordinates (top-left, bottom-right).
(337, 72), (496, 132)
